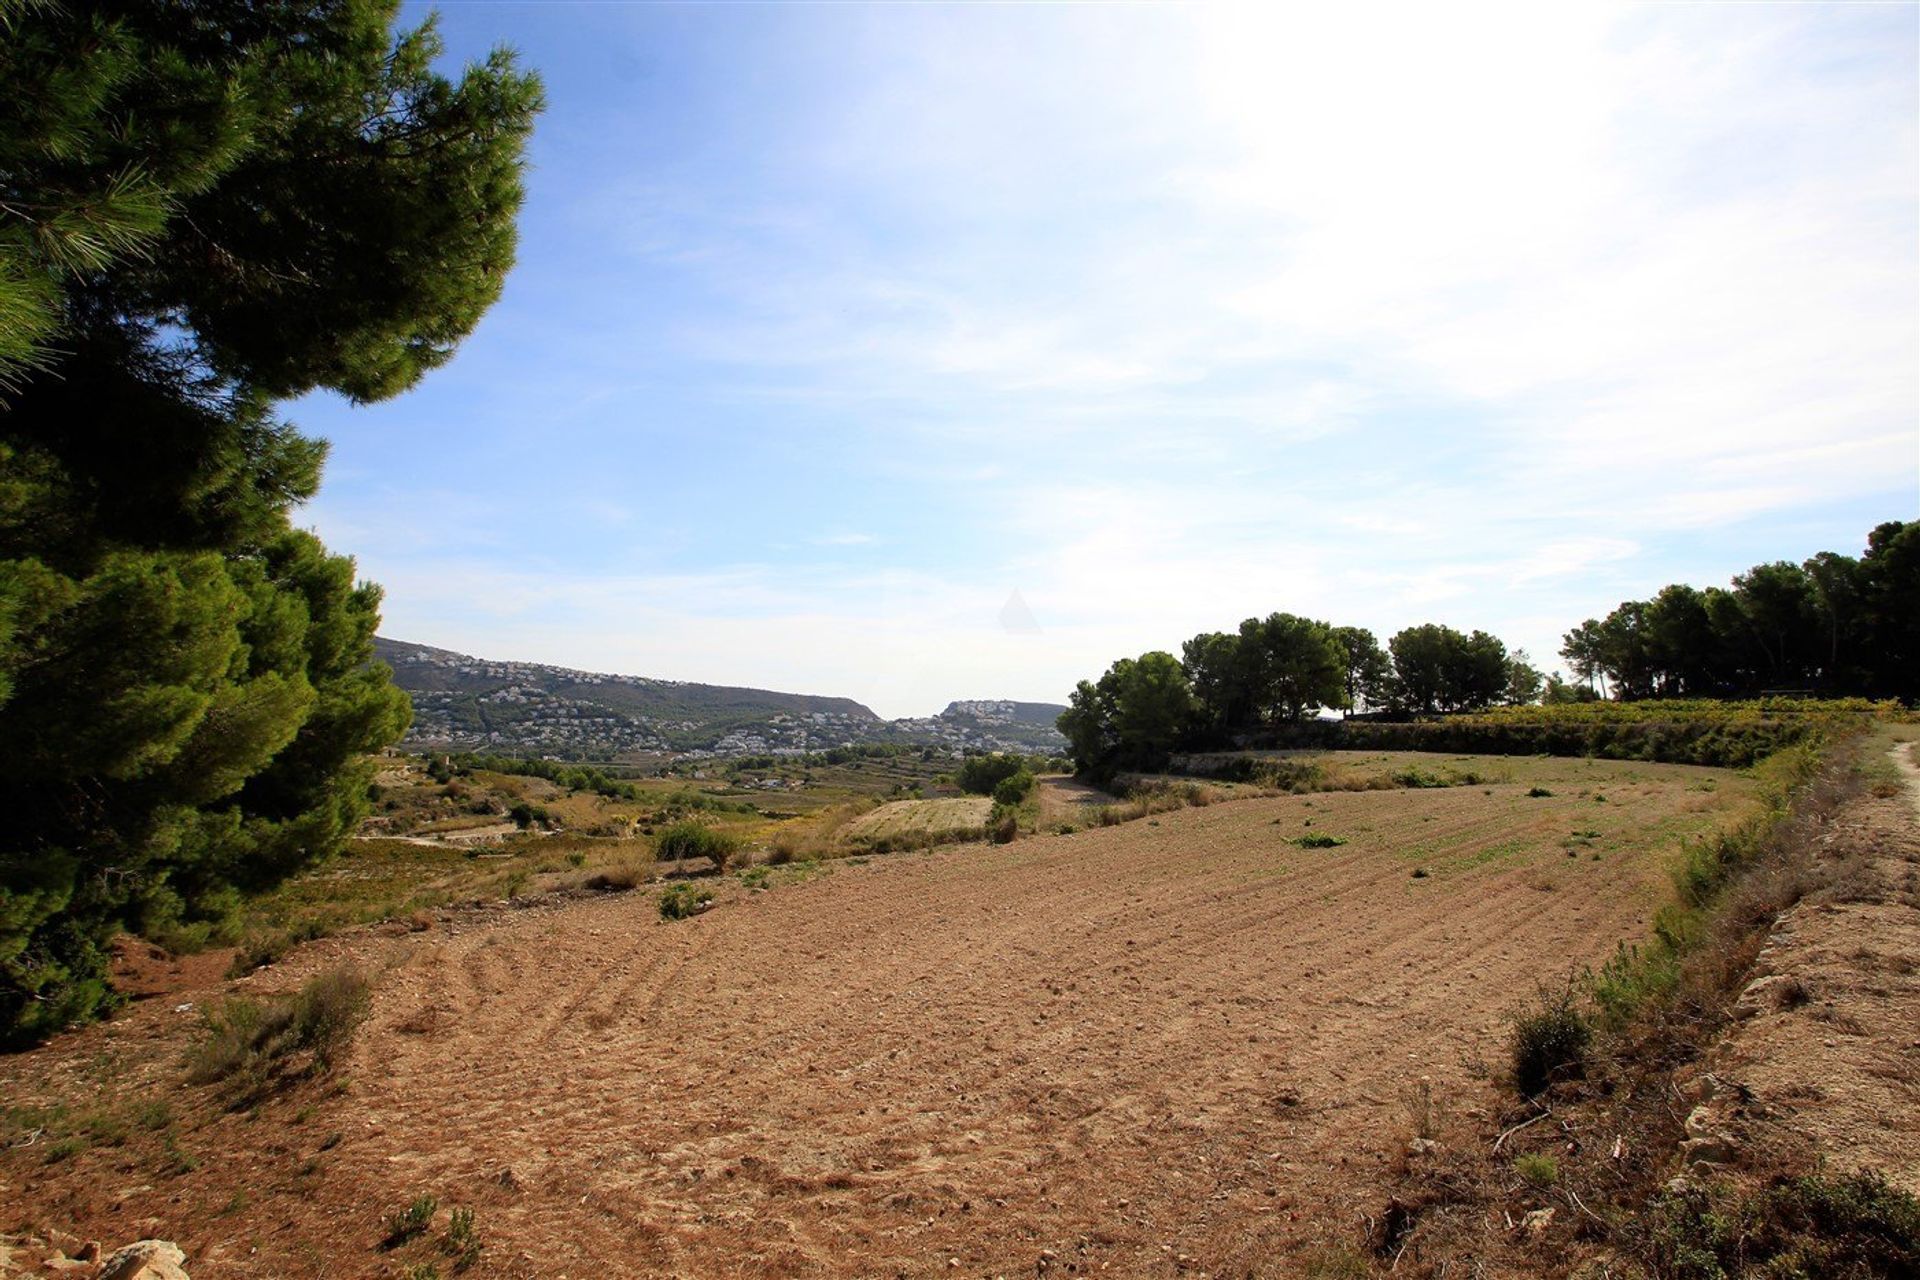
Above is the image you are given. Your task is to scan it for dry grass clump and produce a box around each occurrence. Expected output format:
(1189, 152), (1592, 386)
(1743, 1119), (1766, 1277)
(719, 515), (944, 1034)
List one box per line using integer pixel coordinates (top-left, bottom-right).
(583, 850), (654, 892)
(187, 965), (372, 1103)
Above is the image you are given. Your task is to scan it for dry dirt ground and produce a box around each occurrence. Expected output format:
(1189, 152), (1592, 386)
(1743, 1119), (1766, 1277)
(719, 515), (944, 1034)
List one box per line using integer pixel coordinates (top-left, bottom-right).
(1704, 740), (1920, 1195)
(1, 757), (1756, 1279)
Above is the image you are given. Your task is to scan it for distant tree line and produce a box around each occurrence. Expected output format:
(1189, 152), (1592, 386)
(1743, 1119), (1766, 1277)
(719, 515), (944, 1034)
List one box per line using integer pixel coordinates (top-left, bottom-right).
(446, 753), (638, 801)
(1559, 521), (1917, 703)
(1058, 615), (1543, 776)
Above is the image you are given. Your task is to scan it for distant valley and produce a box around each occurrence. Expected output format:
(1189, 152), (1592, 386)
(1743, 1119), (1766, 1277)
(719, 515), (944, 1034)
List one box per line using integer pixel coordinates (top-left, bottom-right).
(374, 636), (1068, 759)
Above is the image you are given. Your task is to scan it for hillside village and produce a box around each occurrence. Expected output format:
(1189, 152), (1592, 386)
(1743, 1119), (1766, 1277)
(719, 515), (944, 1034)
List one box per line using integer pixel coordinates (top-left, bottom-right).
(380, 637), (1069, 759)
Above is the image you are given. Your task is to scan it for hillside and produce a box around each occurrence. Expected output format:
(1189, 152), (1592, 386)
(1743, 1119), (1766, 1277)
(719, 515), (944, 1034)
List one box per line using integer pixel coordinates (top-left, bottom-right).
(375, 637), (1067, 757)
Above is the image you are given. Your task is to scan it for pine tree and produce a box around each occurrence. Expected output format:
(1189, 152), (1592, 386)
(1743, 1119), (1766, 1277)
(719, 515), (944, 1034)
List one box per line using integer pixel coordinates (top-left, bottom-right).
(0, 0), (542, 1044)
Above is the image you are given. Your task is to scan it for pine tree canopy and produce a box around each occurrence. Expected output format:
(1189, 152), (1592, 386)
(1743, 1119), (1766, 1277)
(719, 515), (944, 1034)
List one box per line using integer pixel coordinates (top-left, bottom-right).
(0, 0), (543, 1045)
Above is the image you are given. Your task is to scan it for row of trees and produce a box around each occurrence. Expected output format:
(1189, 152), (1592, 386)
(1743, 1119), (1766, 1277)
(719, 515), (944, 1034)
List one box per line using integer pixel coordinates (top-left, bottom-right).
(1059, 615), (1541, 775)
(0, 1), (542, 1044)
(1560, 522), (1918, 702)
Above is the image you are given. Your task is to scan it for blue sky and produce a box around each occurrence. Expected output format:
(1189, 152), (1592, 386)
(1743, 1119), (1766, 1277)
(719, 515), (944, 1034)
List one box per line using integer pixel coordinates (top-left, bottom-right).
(298, 2), (1918, 718)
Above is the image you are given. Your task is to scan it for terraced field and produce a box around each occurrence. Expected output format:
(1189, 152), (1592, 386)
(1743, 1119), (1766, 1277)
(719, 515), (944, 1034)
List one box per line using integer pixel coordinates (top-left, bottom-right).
(0, 753), (1759, 1278)
(841, 795), (994, 840)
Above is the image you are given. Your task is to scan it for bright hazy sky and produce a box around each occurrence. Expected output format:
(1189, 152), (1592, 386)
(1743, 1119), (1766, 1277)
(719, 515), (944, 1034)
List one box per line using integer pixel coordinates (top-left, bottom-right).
(297, 2), (1919, 719)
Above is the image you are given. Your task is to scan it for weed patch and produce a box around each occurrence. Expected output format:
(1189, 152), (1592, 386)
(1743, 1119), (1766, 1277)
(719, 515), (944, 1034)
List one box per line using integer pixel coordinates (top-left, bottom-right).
(658, 883), (714, 921)
(187, 965), (371, 1104)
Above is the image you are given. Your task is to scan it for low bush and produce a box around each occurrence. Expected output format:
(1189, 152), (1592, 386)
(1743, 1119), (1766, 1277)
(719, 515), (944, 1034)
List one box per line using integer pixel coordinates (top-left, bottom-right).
(957, 753), (1029, 795)
(991, 768), (1037, 805)
(658, 883), (714, 921)
(1640, 1171), (1920, 1279)
(654, 820), (740, 872)
(1293, 833), (1346, 849)
(1508, 985), (1590, 1096)
(382, 1194), (438, 1249)
(583, 854), (652, 893)
(988, 804), (1019, 844)
(188, 965), (372, 1101)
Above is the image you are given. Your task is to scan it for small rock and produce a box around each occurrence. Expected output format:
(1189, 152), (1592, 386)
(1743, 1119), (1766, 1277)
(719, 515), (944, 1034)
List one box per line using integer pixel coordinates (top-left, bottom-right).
(1520, 1207), (1555, 1237)
(1683, 1133), (1736, 1168)
(1406, 1137), (1441, 1157)
(1734, 974), (1803, 1018)
(97, 1240), (189, 1280)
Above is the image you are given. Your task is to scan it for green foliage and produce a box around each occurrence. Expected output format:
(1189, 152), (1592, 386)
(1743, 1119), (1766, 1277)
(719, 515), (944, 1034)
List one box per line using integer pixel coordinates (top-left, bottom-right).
(1640, 1172), (1920, 1280)
(1058, 650), (1194, 777)
(987, 804), (1019, 844)
(0, 0), (541, 1044)
(382, 1194), (439, 1250)
(451, 753), (637, 800)
(1514, 1152), (1559, 1188)
(1292, 833), (1346, 849)
(1389, 623), (1510, 713)
(1509, 986), (1591, 1096)
(507, 801), (553, 831)
(440, 1205), (481, 1272)
(1562, 521), (1919, 702)
(657, 883), (714, 921)
(991, 768), (1036, 806)
(653, 820), (739, 870)
(956, 753), (1026, 795)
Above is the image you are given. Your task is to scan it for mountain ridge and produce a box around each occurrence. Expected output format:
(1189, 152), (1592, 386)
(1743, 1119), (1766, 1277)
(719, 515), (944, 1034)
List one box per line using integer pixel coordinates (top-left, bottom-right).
(374, 636), (1067, 758)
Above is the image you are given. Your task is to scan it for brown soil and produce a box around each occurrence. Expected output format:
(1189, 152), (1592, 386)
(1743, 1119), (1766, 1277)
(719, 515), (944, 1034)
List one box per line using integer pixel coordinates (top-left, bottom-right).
(1707, 740), (1920, 1194)
(0, 760), (1753, 1279)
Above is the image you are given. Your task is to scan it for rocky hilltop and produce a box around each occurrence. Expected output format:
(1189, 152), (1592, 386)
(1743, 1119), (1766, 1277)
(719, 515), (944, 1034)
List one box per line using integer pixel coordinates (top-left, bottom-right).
(374, 637), (1067, 758)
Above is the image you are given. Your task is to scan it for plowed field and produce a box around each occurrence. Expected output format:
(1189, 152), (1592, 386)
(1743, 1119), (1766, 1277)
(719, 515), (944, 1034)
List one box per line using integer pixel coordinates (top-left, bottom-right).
(0, 755), (1757, 1278)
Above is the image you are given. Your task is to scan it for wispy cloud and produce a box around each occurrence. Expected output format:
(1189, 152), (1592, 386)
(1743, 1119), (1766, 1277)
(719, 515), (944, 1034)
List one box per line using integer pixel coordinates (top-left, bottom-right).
(293, 2), (1915, 717)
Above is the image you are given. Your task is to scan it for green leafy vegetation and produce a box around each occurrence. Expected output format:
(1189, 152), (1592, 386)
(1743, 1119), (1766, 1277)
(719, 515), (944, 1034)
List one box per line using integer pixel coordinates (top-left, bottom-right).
(657, 883), (714, 921)
(1513, 1153), (1559, 1188)
(1293, 834), (1346, 849)
(1561, 522), (1919, 702)
(653, 820), (739, 871)
(1640, 1172), (1919, 1280)
(0, 0), (543, 1045)
(382, 1195), (439, 1250)
(1057, 521), (1915, 779)
(1508, 985), (1591, 1096)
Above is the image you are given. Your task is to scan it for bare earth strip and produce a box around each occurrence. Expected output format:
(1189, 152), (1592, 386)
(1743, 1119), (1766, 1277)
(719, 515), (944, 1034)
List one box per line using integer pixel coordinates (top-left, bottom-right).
(1710, 741), (1920, 1194)
(0, 758), (1752, 1278)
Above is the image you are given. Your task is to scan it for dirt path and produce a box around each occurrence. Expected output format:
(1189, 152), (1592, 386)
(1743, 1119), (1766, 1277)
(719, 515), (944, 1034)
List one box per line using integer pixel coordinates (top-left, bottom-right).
(0, 762), (1749, 1278)
(1709, 739), (1920, 1194)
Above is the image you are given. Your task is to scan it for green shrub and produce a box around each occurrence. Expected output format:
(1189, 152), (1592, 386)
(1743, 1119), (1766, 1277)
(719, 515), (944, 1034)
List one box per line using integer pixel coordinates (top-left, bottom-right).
(988, 805), (1019, 844)
(1526, 786), (1554, 798)
(658, 883), (714, 921)
(991, 768), (1037, 805)
(382, 1194), (438, 1249)
(1642, 1172), (1920, 1279)
(654, 820), (740, 871)
(1293, 833), (1346, 849)
(1509, 986), (1590, 1096)
(957, 754), (1028, 795)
